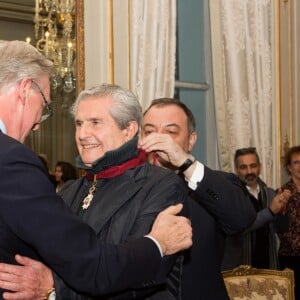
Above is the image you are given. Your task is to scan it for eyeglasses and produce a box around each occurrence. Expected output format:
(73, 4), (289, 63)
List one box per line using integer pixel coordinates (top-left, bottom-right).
(31, 80), (53, 122)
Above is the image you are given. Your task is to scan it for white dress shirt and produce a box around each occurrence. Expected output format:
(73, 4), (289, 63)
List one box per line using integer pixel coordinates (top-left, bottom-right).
(0, 118), (7, 134)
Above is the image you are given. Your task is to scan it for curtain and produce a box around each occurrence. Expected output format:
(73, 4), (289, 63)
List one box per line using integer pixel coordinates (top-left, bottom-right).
(210, 0), (278, 187)
(130, 0), (176, 110)
(85, 0), (176, 110)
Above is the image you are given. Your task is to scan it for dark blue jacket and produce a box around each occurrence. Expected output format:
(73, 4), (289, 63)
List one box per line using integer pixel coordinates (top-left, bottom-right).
(0, 132), (166, 298)
(182, 167), (256, 300)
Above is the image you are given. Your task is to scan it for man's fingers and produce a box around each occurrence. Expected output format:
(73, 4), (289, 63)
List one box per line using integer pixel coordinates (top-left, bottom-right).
(15, 254), (36, 266)
(0, 270), (18, 282)
(158, 203), (183, 217)
(139, 134), (174, 153)
(0, 263), (21, 275)
(177, 221), (192, 241)
(164, 222), (193, 255)
(0, 279), (21, 294)
(150, 203), (192, 256)
(3, 291), (28, 300)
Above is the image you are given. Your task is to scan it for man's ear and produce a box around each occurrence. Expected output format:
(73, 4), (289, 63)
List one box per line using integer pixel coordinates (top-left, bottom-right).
(17, 78), (31, 105)
(123, 121), (139, 141)
(188, 131), (197, 152)
(258, 163), (262, 174)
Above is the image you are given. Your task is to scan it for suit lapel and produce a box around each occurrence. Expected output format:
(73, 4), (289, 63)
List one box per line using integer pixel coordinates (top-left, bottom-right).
(62, 178), (86, 212)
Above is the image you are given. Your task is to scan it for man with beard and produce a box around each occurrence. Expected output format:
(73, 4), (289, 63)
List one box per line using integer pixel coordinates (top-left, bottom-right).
(221, 147), (291, 270)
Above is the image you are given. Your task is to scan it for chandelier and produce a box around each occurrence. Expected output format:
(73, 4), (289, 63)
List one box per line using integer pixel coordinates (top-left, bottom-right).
(34, 0), (76, 93)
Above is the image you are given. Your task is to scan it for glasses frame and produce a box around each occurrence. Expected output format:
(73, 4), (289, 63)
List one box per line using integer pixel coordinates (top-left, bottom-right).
(31, 80), (53, 122)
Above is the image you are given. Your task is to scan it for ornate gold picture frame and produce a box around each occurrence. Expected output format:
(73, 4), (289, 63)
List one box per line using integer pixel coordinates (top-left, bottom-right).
(76, 0), (85, 93)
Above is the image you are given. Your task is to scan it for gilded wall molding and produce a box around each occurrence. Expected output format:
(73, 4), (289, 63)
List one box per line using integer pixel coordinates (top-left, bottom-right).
(76, 0), (85, 93)
(276, 0), (300, 183)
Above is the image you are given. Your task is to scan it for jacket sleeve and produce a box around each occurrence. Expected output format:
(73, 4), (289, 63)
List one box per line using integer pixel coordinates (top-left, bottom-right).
(248, 207), (274, 230)
(246, 187), (289, 232)
(192, 166), (256, 235)
(119, 168), (188, 299)
(123, 169), (188, 298)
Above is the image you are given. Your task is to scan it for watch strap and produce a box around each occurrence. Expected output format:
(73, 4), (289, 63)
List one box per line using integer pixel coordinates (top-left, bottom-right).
(178, 156), (195, 173)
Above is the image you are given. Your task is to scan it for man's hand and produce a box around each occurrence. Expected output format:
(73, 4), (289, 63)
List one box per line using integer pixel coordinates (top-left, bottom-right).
(149, 204), (192, 255)
(269, 188), (291, 214)
(139, 133), (189, 168)
(0, 254), (53, 300)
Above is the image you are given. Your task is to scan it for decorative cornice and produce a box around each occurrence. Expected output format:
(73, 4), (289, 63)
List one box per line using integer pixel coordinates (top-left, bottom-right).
(0, 0), (34, 23)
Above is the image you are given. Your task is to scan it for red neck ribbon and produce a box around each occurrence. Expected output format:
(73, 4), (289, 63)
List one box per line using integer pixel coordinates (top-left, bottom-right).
(85, 149), (147, 181)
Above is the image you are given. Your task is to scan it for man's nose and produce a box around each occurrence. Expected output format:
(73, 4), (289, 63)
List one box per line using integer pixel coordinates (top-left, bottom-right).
(246, 166), (252, 173)
(77, 123), (91, 139)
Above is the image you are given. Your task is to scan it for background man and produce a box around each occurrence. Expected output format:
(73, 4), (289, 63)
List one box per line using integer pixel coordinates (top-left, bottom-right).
(139, 98), (257, 300)
(0, 41), (192, 300)
(221, 147), (290, 270)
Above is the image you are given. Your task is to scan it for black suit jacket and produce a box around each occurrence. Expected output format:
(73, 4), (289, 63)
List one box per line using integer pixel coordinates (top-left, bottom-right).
(182, 167), (256, 300)
(55, 163), (188, 299)
(0, 133), (164, 298)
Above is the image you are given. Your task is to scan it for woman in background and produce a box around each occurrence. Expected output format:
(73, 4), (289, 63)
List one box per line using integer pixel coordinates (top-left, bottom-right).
(278, 145), (300, 299)
(55, 161), (77, 192)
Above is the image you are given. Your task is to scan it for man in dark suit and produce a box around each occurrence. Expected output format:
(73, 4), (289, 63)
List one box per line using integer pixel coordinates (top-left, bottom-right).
(139, 98), (257, 300)
(0, 40), (192, 300)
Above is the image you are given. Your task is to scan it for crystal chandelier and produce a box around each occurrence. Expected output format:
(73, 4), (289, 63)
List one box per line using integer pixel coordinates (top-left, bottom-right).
(34, 0), (76, 93)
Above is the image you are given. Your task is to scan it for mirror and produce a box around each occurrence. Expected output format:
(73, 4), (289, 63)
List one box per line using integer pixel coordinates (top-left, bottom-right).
(0, 0), (84, 170)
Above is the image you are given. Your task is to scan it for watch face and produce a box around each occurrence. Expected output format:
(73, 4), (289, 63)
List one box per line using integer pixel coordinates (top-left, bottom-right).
(48, 290), (56, 300)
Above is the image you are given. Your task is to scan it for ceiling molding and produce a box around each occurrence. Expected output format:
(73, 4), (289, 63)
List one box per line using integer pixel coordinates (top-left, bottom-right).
(0, 0), (34, 23)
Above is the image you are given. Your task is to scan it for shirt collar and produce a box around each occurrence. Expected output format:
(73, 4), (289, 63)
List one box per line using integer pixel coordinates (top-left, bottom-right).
(0, 119), (7, 134)
(247, 184), (260, 199)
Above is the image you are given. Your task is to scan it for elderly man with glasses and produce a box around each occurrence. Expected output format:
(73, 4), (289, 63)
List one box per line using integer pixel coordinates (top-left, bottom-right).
(0, 40), (192, 300)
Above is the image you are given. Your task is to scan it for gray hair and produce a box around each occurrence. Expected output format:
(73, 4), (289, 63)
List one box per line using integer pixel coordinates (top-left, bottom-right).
(70, 84), (142, 130)
(0, 40), (53, 91)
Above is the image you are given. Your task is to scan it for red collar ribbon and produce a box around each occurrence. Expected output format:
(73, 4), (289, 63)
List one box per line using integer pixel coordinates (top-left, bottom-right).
(85, 149), (147, 181)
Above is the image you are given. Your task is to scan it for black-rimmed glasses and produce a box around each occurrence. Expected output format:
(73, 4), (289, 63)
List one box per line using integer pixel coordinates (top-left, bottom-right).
(31, 80), (53, 122)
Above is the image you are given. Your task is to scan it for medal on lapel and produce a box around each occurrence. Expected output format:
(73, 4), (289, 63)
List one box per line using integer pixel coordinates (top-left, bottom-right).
(82, 176), (97, 210)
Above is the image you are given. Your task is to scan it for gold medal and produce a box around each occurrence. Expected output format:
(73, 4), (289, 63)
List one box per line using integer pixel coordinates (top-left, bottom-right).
(82, 177), (97, 209)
